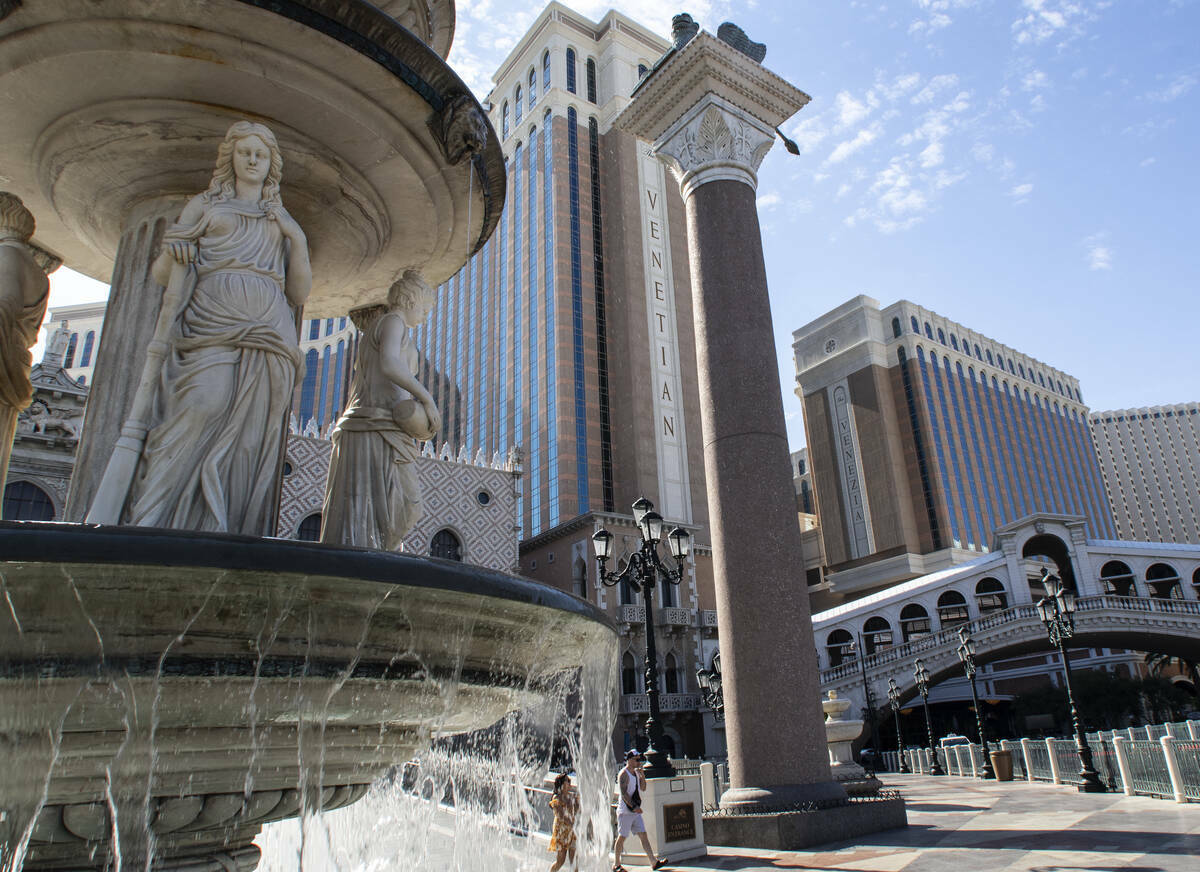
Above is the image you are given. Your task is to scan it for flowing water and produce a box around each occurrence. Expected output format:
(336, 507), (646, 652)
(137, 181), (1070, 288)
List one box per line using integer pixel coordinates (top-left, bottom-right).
(0, 525), (617, 872)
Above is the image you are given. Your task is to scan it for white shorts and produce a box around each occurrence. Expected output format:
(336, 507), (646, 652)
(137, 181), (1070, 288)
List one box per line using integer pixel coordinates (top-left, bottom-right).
(617, 809), (646, 837)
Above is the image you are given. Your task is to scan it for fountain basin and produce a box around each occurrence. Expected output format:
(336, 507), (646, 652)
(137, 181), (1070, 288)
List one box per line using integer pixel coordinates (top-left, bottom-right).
(0, 0), (504, 315)
(0, 522), (614, 869)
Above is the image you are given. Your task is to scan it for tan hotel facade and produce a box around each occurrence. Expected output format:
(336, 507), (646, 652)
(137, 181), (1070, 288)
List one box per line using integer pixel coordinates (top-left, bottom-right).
(412, 3), (721, 757)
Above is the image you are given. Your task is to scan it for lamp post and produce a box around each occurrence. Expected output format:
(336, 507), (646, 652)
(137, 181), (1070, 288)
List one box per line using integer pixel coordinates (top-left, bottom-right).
(955, 627), (995, 779)
(887, 678), (911, 774)
(696, 651), (724, 721)
(1036, 569), (1106, 793)
(849, 634), (879, 776)
(913, 658), (945, 775)
(593, 496), (690, 779)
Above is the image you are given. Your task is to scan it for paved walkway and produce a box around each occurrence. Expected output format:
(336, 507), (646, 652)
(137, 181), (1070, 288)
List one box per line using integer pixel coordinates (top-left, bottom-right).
(658, 774), (1200, 872)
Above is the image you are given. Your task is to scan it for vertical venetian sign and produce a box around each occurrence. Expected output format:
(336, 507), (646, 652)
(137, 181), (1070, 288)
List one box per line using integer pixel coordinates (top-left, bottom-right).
(832, 384), (874, 558)
(638, 145), (691, 523)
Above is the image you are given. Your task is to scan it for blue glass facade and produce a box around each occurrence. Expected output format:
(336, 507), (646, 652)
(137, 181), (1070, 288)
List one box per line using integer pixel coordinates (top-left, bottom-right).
(907, 338), (1115, 546)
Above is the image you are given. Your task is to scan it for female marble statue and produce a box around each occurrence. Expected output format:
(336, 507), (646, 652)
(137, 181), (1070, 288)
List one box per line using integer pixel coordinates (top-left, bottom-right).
(125, 121), (310, 534)
(320, 271), (440, 551)
(0, 193), (50, 496)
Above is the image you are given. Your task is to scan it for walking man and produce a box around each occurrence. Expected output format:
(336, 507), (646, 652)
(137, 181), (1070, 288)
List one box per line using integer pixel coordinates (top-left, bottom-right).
(614, 750), (668, 871)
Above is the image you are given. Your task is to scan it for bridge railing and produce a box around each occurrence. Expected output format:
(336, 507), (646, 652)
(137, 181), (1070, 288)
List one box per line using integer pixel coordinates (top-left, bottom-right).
(820, 595), (1200, 686)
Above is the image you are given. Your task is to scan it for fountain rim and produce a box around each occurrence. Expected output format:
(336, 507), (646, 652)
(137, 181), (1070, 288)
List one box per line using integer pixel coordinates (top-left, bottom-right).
(0, 521), (614, 631)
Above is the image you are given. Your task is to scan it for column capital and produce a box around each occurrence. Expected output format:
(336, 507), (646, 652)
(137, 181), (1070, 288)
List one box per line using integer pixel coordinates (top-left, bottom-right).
(613, 30), (810, 197)
(655, 96), (777, 198)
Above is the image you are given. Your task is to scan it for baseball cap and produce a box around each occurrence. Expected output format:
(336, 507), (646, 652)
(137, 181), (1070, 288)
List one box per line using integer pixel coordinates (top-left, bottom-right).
(624, 749), (643, 760)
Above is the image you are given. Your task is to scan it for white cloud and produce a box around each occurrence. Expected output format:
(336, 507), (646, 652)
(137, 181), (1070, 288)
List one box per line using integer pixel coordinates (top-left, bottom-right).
(1011, 0), (1108, 47)
(787, 115), (831, 154)
(1021, 70), (1049, 91)
(835, 91), (873, 128)
(1029, 94), (1047, 112)
(1084, 232), (1113, 270)
(757, 192), (782, 209)
(919, 142), (944, 168)
(1009, 182), (1034, 202)
(1147, 72), (1198, 103)
(827, 123), (882, 164)
(912, 74), (959, 105)
(1139, 156), (1156, 167)
(971, 142), (995, 163)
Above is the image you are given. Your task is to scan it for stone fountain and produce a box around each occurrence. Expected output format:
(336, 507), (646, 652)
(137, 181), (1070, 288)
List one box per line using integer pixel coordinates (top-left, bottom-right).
(0, 3), (616, 870)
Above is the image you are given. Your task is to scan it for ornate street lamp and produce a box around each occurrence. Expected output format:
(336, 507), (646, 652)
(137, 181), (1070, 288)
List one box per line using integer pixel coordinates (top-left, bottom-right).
(887, 678), (911, 773)
(696, 652), (723, 721)
(594, 497), (690, 779)
(913, 658), (945, 776)
(848, 634), (879, 776)
(955, 626), (995, 779)
(1036, 569), (1105, 793)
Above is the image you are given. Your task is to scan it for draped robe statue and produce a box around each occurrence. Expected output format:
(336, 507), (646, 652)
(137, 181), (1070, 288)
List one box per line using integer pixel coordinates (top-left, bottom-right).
(121, 121), (311, 535)
(320, 271), (440, 550)
(0, 193), (51, 503)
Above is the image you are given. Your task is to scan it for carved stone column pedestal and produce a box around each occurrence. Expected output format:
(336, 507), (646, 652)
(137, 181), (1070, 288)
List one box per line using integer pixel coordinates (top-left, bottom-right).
(616, 30), (844, 811)
(65, 198), (182, 521)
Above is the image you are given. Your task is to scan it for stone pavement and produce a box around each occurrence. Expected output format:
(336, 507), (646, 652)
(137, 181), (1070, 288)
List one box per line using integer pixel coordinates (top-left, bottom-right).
(654, 774), (1200, 872)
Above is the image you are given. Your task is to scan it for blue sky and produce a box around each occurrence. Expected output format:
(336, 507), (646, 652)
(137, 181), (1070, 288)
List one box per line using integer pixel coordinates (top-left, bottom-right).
(43, 0), (1199, 452)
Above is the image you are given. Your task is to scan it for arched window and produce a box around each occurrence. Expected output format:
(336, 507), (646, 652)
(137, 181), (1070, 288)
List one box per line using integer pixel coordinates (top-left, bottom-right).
(543, 50), (552, 89)
(296, 513), (322, 541)
(79, 331), (96, 367)
(622, 652), (639, 694)
(899, 604), (931, 641)
(299, 348), (319, 428)
(1057, 380), (1064, 395)
(63, 333), (78, 368)
(936, 328), (946, 345)
(1018, 363), (1025, 379)
(924, 322), (933, 339)
(799, 479), (813, 514)
(986, 350), (994, 365)
(910, 315), (919, 333)
(637, 63), (648, 79)
(1146, 562), (1182, 599)
(659, 574), (676, 608)
(974, 344), (982, 359)
(1008, 359), (1016, 374)
(937, 590), (970, 627)
(1193, 567), (1200, 594)
(431, 529), (463, 561)
(586, 58), (597, 103)
(339, 316), (347, 331)
(308, 319), (320, 340)
(863, 616), (893, 654)
(502, 101), (510, 139)
(891, 317), (902, 338)
(975, 577), (1007, 613)
(950, 334), (959, 351)
(514, 85), (523, 123)
(565, 48), (577, 93)
(664, 652), (679, 693)
(1100, 560), (1136, 596)
(825, 628), (854, 667)
(3, 480), (55, 520)
(528, 68), (537, 106)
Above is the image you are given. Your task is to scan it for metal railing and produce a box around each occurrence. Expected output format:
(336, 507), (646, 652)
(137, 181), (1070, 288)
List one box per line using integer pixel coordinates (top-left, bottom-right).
(1024, 741), (1054, 782)
(1122, 739), (1175, 799)
(1173, 741), (1200, 801)
(819, 595), (1200, 685)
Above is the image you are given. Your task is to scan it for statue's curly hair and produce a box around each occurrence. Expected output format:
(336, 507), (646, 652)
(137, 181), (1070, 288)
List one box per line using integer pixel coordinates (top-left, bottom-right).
(0, 192), (35, 241)
(387, 269), (436, 316)
(202, 121), (284, 209)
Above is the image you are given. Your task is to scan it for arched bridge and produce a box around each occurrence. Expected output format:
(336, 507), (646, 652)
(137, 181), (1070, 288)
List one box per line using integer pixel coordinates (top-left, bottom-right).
(812, 513), (1200, 717)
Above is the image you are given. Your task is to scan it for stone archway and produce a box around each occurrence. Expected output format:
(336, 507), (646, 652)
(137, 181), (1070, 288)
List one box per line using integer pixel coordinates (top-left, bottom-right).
(1022, 532), (1077, 595)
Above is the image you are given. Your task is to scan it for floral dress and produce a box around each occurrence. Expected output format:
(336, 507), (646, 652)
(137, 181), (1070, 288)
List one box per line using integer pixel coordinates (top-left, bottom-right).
(548, 790), (578, 852)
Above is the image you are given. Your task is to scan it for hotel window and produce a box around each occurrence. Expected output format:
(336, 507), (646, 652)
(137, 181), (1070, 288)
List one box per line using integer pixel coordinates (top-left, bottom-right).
(950, 334), (958, 350)
(924, 321), (933, 339)
(502, 101), (509, 139)
(891, 317), (902, 338)
(430, 529), (463, 561)
(937, 328), (945, 344)
(638, 63), (648, 79)
(566, 48), (577, 93)
(78, 330), (96, 367)
(308, 319), (319, 340)
(586, 58), (597, 103)
(910, 315), (919, 333)
(863, 616), (893, 654)
(64, 333), (77, 368)
(974, 344), (982, 360)
(296, 513), (322, 541)
(937, 590), (970, 627)
(325, 318), (333, 336)
(3, 480), (55, 521)
(622, 653), (639, 694)
(514, 86), (522, 123)
(825, 628), (854, 667)
(899, 604), (931, 641)
(528, 68), (537, 106)
(975, 577), (1008, 613)
(985, 349), (993, 365)
(543, 50), (551, 89)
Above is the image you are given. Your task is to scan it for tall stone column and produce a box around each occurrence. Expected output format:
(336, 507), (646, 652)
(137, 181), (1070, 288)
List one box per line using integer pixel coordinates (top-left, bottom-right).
(65, 198), (182, 521)
(616, 30), (844, 807)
